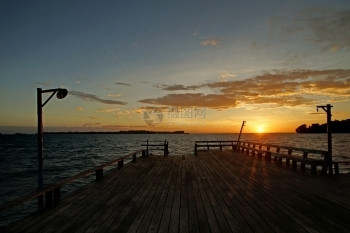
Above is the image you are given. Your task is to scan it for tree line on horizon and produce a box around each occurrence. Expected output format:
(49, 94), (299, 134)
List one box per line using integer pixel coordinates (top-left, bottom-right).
(296, 119), (350, 133)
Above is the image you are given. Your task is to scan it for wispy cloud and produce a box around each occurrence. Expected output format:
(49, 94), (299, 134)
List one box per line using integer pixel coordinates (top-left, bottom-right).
(107, 93), (122, 98)
(97, 108), (120, 113)
(155, 84), (202, 91)
(218, 72), (237, 82)
(70, 91), (127, 105)
(75, 107), (83, 111)
(132, 106), (170, 114)
(115, 82), (131, 86)
(139, 69), (350, 109)
(270, 7), (350, 51)
(200, 38), (220, 46)
(298, 7), (350, 51)
(35, 82), (50, 87)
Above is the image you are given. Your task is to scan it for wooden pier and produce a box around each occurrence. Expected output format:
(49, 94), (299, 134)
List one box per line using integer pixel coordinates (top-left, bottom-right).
(4, 149), (350, 233)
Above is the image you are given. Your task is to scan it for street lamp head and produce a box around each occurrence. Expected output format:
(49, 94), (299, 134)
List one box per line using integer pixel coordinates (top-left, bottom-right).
(56, 89), (68, 99)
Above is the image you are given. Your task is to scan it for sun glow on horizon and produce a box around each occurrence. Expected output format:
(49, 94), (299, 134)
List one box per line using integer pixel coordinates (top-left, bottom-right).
(256, 125), (266, 134)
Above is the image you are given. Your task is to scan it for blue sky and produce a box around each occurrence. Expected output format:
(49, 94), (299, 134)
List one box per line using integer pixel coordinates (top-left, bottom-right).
(1, 0), (350, 133)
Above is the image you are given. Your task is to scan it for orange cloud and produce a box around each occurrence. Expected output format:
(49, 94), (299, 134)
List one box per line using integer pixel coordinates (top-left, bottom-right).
(97, 108), (120, 113)
(140, 93), (238, 109)
(141, 69), (350, 109)
(200, 38), (220, 46)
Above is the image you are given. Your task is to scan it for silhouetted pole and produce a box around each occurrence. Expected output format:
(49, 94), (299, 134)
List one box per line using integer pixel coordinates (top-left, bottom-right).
(317, 104), (333, 174)
(37, 88), (68, 191)
(237, 121), (246, 143)
(37, 89), (44, 190)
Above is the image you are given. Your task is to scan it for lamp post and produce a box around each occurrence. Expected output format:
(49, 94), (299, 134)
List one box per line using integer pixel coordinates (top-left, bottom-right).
(37, 88), (68, 190)
(316, 104), (333, 174)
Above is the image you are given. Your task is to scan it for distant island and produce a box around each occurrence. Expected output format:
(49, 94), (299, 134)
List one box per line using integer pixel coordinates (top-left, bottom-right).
(296, 119), (350, 133)
(44, 130), (188, 134)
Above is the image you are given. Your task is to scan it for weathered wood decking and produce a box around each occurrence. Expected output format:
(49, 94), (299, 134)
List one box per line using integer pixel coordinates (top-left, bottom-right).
(5, 150), (350, 233)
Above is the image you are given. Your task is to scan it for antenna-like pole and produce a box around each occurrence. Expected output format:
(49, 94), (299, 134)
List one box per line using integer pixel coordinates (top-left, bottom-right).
(237, 121), (246, 143)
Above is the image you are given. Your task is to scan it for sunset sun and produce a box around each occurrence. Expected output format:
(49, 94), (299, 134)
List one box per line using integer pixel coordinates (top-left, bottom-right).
(256, 125), (265, 133)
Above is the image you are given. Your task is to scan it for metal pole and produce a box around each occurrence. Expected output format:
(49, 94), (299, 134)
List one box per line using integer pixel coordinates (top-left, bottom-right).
(317, 104), (333, 175)
(326, 104), (332, 175)
(37, 88), (43, 190)
(37, 88), (44, 210)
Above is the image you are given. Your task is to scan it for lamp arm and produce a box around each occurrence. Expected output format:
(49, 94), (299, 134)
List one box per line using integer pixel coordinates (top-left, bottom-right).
(42, 90), (58, 107)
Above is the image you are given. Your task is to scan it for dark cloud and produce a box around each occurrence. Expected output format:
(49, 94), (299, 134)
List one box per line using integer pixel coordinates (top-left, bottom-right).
(115, 82), (131, 86)
(156, 84), (203, 91)
(139, 69), (350, 109)
(70, 91), (127, 105)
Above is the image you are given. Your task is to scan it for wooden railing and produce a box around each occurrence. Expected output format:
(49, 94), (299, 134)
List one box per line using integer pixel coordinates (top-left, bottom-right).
(141, 140), (169, 156)
(194, 140), (343, 175)
(194, 140), (238, 155)
(236, 141), (332, 175)
(0, 149), (146, 213)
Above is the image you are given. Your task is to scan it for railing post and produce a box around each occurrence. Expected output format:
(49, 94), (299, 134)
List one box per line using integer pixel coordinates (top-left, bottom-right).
(133, 153), (137, 162)
(258, 145), (262, 157)
(287, 149), (292, 166)
(266, 146), (271, 161)
(118, 159), (124, 169)
(163, 140), (168, 156)
(275, 147), (280, 161)
(166, 141), (169, 156)
(322, 152), (328, 174)
(54, 186), (60, 206)
(96, 168), (103, 181)
(194, 144), (198, 155)
(45, 190), (53, 210)
(38, 195), (44, 212)
(301, 152), (308, 169)
(146, 139), (149, 156)
(334, 162), (339, 175)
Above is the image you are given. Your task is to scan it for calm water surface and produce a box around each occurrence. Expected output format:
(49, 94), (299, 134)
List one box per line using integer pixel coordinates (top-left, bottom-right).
(1, 133), (349, 226)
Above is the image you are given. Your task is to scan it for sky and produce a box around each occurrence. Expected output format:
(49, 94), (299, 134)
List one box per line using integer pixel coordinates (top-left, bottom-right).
(1, 0), (350, 134)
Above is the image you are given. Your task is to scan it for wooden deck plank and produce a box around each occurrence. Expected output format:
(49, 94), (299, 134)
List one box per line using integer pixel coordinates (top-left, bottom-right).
(145, 156), (175, 233)
(212, 150), (350, 232)
(4, 150), (350, 233)
(212, 151), (332, 232)
(156, 156), (180, 233)
(185, 157), (200, 233)
(187, 157), (211, 233)
(202, 152), (291, 232)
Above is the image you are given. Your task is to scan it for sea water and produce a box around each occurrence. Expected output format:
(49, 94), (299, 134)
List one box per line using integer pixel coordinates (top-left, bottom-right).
(1, 133), (349, 226)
